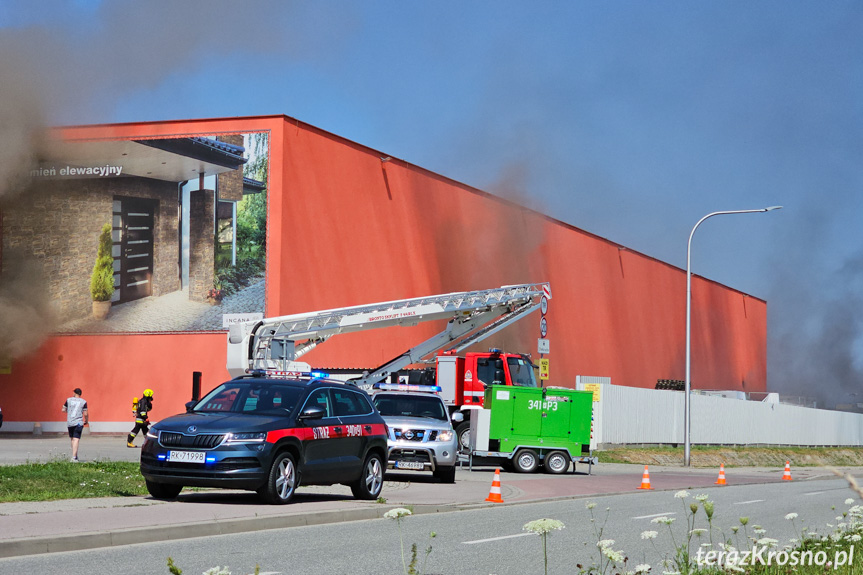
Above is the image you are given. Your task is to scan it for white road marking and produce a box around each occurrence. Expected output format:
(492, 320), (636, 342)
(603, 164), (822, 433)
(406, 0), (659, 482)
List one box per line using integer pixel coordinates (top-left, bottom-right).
(733, 499), (765, 505)
(463, 532), (535, 545)
(804, 491), (825, 496)
(632, 511), (677, 520)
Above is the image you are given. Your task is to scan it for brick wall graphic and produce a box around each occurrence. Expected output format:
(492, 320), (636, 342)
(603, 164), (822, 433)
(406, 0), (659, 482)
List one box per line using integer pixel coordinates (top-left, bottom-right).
(0, 134), (266, 332)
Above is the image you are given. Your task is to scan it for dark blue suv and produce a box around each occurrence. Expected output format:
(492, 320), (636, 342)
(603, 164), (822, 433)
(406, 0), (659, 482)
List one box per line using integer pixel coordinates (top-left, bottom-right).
(140, 374), (387, 504)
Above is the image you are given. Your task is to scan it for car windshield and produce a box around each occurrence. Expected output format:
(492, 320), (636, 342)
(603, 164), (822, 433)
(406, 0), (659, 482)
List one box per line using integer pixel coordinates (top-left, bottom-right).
(507, 357), (539, 387)
(374, 394), (448, 421)
(193, 382), (303, 415)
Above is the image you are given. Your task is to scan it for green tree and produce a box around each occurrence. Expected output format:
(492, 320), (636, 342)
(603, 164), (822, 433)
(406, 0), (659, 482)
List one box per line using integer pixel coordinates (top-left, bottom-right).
(90, 222), (114, 302)
(237, 132), (268, 263)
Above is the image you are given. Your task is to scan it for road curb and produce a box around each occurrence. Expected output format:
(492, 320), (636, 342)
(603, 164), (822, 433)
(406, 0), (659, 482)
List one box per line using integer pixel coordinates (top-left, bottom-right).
(0, 502), (464, 559)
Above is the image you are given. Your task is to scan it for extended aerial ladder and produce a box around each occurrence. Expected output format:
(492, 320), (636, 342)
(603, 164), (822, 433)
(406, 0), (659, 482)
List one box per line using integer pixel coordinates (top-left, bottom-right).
(226, 282), (550, 387)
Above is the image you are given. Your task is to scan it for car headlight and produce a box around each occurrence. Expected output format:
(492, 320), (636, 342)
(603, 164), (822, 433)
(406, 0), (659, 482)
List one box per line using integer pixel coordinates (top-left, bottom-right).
(436, 430), (454, 442)
(225, 431), (267, 443)
(146, 429), (158, 439)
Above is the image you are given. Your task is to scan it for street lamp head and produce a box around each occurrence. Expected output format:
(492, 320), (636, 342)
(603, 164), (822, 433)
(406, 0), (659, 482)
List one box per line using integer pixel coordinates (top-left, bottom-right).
(764, 206), (783, 212)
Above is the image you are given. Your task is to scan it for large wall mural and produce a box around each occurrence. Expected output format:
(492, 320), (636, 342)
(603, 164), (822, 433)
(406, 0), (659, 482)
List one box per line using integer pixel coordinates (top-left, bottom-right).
(2, 132), (269, 334)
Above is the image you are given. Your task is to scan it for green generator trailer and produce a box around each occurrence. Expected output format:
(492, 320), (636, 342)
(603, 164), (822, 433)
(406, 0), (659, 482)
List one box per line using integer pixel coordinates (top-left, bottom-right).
(468, 385), (596, 474)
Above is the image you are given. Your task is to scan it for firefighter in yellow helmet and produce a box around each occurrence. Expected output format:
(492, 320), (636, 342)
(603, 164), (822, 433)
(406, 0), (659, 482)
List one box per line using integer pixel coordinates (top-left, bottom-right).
(127, 388), (154, 447)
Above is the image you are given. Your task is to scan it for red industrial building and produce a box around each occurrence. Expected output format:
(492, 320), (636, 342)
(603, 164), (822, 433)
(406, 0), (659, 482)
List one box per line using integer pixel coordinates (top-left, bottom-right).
(0, 115), (767, 431)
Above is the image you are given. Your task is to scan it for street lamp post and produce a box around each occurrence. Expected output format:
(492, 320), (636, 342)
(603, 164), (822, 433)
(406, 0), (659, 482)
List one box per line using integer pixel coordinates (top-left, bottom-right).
(685, 206), (782, 467)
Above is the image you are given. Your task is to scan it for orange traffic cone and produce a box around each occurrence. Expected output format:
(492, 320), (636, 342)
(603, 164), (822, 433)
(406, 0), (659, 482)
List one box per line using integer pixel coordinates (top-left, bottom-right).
(782, 461), (792, 481)
(715, 463), (727, 485)
(485, 468), (504, 502)
(637, 465), (654, 490)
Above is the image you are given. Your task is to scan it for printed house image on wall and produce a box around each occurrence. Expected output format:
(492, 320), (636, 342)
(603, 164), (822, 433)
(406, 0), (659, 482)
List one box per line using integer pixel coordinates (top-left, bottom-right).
(1, 134), (268, 333)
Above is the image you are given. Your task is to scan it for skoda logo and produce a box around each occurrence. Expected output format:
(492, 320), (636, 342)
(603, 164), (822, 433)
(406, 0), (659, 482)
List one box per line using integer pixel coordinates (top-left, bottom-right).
(403, 430), (414, 440)
(187, 426), (197, 434)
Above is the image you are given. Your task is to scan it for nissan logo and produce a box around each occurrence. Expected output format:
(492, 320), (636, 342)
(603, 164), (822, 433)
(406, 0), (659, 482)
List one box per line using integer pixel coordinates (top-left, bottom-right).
(187, 426), (197, 433)
(403, 430), (414, 440)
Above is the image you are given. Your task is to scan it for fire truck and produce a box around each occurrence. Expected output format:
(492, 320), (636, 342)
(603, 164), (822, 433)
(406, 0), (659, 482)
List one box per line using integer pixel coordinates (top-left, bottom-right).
(226, 283), (550, 451)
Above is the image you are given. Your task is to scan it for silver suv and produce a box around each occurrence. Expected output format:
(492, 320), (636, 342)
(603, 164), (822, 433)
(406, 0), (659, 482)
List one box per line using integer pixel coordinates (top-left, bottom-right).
(372, 390), (458, 483)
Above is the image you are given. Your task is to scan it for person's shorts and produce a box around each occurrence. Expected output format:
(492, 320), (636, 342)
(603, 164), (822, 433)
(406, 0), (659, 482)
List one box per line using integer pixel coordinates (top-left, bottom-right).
(68, 425), (84, 439)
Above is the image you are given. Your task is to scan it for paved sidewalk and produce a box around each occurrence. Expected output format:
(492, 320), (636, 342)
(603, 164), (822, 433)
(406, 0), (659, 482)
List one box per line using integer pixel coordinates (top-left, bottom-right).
(57, 278), (265, 333)
(0, 434), (851, 559)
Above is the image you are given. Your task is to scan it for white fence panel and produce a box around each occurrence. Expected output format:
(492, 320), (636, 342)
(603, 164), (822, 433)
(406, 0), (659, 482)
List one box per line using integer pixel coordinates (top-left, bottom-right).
(589, 383), (863, 446)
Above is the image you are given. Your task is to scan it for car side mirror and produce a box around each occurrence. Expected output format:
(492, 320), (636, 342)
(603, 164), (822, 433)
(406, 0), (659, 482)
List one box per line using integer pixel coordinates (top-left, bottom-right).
(298, 405), (326, 421)
(185, 401), (197, 413)
(451, 412), (464, 423)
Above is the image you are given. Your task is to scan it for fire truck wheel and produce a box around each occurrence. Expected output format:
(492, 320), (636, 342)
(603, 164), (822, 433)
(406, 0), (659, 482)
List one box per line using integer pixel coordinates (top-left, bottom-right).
(455, 422), (471, 454)
(258, 452), (297, 505)
(145, 480), (182, 500)
(351, 452), (384, 500)
(514, 448), (539, 473)
(543, 450), (570, 474)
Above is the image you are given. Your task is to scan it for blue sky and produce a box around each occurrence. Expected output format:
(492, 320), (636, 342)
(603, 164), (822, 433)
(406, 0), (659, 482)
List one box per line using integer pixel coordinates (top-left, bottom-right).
(1, 1), (861, 401)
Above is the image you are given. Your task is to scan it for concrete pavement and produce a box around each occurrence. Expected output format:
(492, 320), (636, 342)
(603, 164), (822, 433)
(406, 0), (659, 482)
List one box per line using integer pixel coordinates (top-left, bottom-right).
(0, 434), (852, 559)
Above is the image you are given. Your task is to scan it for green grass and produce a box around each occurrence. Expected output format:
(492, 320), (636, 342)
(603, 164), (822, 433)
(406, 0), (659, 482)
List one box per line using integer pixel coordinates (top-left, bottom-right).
(0, 460), (147, 502)
(597, 445), (863, 467)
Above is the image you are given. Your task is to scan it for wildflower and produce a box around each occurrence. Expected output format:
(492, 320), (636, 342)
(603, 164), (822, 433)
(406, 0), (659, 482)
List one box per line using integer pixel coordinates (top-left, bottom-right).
(731, 526), (739, 534)
(523, 518), (565, 535)
(586, 501), (597, 510)
(753, 528), (766, 535)
(757, 537), (778, 547)
(430, 531), (437, 538)
(739, 517), (749, 525)
(674, 490), (689, 499)
(846, 498), (855, 505)
(726, 565), (745, 573)
(384, 508), (412, 520)
(703, 501), (714, 519)
(386, 507), (414, 574)
(203, 568), (231, 575)
(689, 503), (698, 515)
(695, 494), (709, 502)
(850, 534), (862, 542)
(634, 564), (651, 573)
(651, 516), (675, 525)
(601, 546), (625, 563)
(785, 513), (798, 520)
(597, 539), (616, 549)
(641, 531), (658, 540)
(690, 529), (707, 536)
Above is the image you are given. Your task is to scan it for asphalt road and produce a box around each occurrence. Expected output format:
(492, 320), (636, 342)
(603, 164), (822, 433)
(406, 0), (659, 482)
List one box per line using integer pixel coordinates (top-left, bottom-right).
(0, 477), (856, 575)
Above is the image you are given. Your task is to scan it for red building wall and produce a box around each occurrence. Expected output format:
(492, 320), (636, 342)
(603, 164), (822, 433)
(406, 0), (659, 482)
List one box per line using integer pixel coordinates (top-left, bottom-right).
(0, 115), (767, 427)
